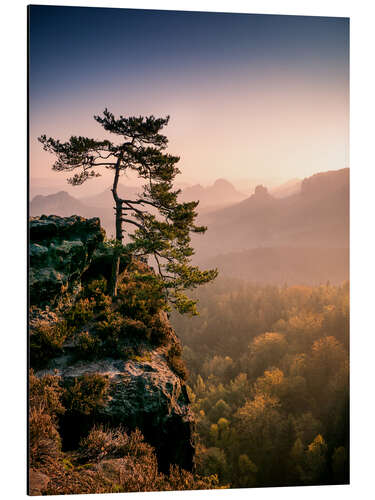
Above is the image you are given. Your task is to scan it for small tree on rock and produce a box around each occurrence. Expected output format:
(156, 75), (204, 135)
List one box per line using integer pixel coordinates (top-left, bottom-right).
(39, 109), (217, 312)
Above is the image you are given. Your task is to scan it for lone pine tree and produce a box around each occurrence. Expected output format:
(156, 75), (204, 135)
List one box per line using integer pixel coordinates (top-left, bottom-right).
(39, 109), (217, 312)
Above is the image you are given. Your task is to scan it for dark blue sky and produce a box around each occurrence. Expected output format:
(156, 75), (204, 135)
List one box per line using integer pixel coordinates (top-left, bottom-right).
(29, 5), (349, 186)
(29, 6), (348, 102)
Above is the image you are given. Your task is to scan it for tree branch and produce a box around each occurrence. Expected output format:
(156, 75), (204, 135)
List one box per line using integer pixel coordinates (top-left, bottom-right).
(91, 162), (118, 167)
(121, 218), (145, 231)
(120, 197), (159, 209)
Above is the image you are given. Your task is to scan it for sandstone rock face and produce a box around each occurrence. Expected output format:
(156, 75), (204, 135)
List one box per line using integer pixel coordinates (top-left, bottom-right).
(38, 351), (194, 472)
(29, 215), (105, 305)
(30, 215), (194, 472)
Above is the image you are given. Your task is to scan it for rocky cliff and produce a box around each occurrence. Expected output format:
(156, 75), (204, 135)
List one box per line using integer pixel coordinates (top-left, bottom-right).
(29, 215), (105, 305)
(29, 215), (194, 475)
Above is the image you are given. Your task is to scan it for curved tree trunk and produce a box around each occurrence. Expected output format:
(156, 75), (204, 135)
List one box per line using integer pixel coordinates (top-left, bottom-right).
(109, 156), (123, 297)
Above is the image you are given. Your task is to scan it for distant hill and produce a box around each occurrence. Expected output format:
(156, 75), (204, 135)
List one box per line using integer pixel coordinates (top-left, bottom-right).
(29, 191), (117, 237)
(270, 178), (301, 198)
(81, 183), (141, 208)
(194, 168), (349, 261)
(201, 246), (349, 285)
(30, 191), (92, 218)
(80, 179), (245, 212)
(29, 176), (114, 200)
(179, 178), (247, 211)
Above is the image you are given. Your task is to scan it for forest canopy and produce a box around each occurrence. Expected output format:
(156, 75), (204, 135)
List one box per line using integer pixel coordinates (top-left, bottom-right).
(171, 278), (349, 487)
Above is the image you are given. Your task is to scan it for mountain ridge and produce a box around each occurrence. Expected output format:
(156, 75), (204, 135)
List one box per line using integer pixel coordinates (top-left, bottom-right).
(194, 168), (349, 260)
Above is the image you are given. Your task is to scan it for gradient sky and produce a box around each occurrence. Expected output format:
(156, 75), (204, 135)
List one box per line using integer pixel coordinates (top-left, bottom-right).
(29, 6), (349, 194)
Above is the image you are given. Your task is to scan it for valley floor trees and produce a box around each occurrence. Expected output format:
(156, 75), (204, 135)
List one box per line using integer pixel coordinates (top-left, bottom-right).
(172, 279), (349, 487)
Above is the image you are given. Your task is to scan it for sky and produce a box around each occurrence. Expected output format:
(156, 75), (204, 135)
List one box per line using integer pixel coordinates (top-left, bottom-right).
(28, 5), (349, 195)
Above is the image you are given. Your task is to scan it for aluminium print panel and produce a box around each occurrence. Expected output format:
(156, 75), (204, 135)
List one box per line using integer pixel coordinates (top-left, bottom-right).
(28, 5), (349, 495)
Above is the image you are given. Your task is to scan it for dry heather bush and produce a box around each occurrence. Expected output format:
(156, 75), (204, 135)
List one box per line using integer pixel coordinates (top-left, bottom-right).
(87, 457), (219, 493)
(78, 425), (151, 462)
(29, 370), (65, 467)
(29, 406), (61, 466)
(43, 454), (163, 495)
(75, 330), (102, 359)
(99, 456), (164, 492)
(64, 297), (95, 328)
(83, 278), (112, 311)
(37, 448), (219, 495)
(29, 369), (65, 415)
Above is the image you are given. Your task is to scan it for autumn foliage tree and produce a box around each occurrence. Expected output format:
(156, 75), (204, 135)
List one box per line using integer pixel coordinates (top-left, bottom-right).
(39, 110), (217, 311)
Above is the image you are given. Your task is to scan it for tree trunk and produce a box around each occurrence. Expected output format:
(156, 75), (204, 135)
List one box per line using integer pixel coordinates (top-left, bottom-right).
(109, 156), (123, 298)
(109, 201), (122, 297)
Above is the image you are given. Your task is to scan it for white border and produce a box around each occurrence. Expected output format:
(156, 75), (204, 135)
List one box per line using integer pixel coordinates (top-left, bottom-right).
(1, 0), (375, 498)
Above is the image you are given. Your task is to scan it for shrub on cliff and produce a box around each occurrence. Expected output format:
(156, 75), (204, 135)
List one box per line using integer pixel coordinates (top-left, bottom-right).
(74, 330), (102, 359)
(29, 369), (65, 416)
(62, 373), (109, 416)
(64, 298), (95, 329)
(71, 267), (178, 359)
(117, 265), (167, 311)
(96, 312), (148, 348)
(82, 278), (112, 312)
(30, 320), (68, 369)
